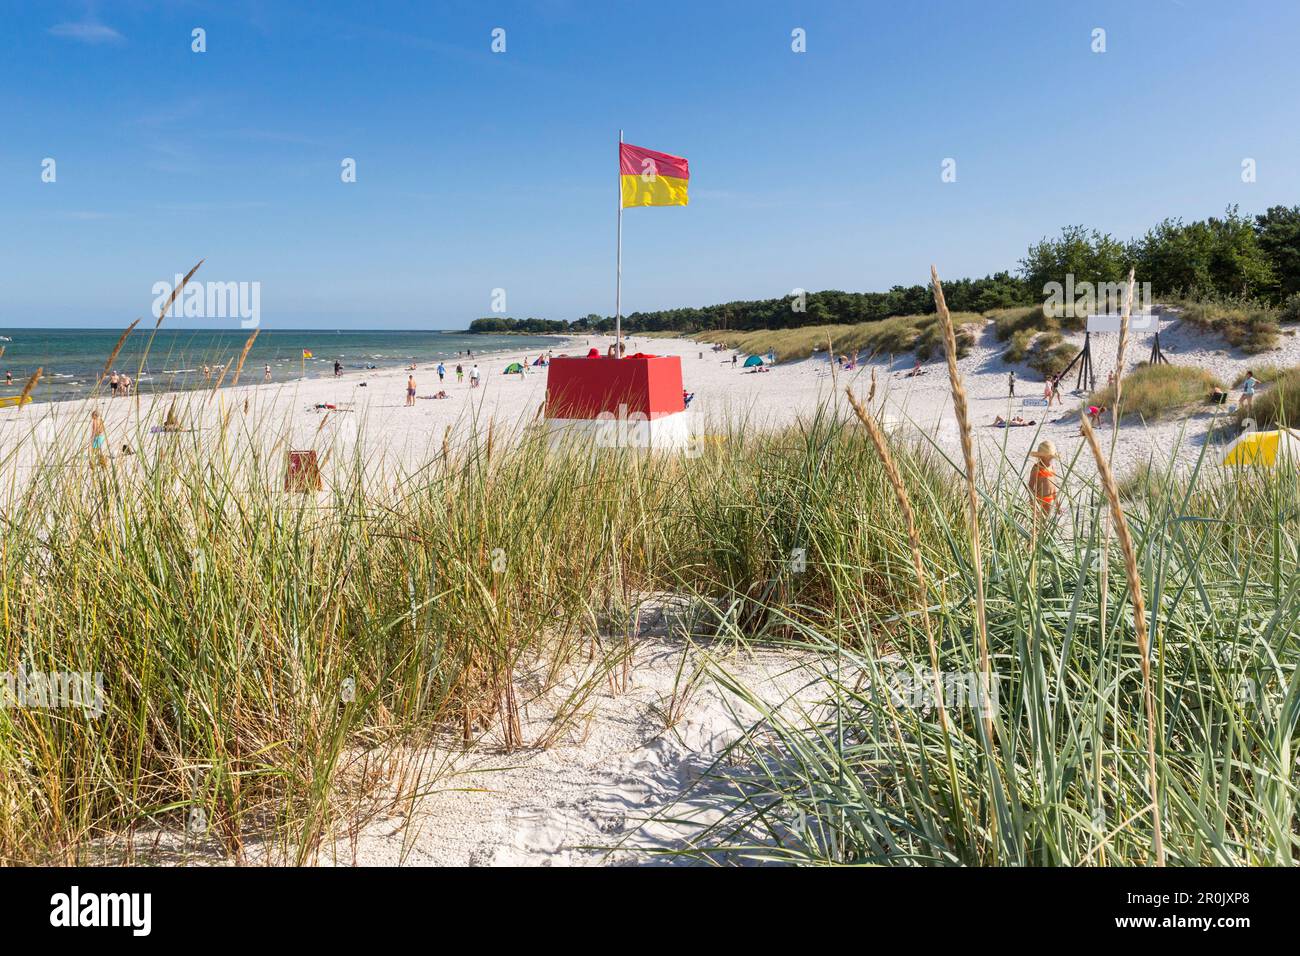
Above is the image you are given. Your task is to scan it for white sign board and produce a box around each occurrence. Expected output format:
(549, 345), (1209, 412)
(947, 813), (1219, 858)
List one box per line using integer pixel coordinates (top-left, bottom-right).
(1087, 314), (1156, 333)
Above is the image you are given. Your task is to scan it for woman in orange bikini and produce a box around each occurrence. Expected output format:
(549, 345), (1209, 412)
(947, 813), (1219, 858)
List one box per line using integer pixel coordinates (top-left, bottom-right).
(1027, 440), (1059, 518)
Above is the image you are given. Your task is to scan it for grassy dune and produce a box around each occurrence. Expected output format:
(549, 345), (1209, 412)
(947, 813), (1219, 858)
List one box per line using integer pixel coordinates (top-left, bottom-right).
(691, 313), (984, 363)
(1177, 298), (1281, 354)
(1089, 363), (1224, 421)
(1, 380), (1297, 865)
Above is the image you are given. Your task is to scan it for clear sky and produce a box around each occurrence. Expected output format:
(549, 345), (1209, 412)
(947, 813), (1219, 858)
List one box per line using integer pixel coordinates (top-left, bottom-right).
(2, 0), (1298, 329)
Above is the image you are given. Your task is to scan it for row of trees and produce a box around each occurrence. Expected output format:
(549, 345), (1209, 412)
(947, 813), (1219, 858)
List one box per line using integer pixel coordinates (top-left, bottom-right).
(1020, 205), (1299, 303)
(467, 316), (572, 334)
(469, 205), (1300, 335)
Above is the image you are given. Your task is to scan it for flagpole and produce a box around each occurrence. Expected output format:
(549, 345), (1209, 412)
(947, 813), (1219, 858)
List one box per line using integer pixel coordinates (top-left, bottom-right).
(615, 129), (623, 359)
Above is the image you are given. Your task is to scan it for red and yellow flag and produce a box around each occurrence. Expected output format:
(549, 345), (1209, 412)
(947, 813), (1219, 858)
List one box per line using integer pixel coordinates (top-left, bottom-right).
(620, 142), (689, 208)
(302, 349), (313, 359)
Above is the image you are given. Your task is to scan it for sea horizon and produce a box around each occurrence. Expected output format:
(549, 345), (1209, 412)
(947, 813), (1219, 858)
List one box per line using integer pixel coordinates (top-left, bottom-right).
(0, 327), (571, 404)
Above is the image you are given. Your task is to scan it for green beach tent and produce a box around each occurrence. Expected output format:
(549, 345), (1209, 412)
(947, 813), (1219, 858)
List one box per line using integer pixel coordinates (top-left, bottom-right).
(743, 355), (765, 368)
(504, 362), (524, 374)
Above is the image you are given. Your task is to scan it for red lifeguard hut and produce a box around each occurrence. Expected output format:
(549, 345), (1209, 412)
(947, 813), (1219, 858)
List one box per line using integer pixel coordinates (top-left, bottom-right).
(546, 135), (694, 449)
(544, 351), (691, 450)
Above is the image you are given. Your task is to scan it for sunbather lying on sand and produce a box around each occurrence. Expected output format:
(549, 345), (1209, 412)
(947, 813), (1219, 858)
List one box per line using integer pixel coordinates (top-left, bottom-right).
(993, 415), (1035, 427)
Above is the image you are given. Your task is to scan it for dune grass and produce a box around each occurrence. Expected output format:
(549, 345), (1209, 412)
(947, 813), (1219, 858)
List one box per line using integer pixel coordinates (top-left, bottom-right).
(1176, 297), (1280, 354)
(646, 415), (1300, 866)
(991, 304), (1084, 377)
(1026, 331), (1076, 379)
(693, 313), (984, 364)
(2, 368), (1297, 866)
(1088, 362), (1224, 421)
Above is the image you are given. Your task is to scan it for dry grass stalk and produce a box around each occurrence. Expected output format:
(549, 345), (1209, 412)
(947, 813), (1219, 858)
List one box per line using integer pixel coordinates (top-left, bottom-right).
(206, 357), (233, 404)
(1079, 415), (1165, 866)
(230, 328), (260, 388)
(19, 368), (43, 403)
(845, 388), (948, 736)
(930, 265), (993, 746)
(136, 259), (204, 383)
(1113, 267), (1136, 415)
(98, 318), (140, 388)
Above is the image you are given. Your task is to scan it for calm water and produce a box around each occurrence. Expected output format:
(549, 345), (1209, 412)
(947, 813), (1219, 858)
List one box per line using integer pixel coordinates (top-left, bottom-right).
(0, 328), (566, 403)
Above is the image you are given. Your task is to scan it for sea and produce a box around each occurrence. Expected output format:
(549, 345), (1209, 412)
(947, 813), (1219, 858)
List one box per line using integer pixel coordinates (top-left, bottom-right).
(0, 328), (568, 403)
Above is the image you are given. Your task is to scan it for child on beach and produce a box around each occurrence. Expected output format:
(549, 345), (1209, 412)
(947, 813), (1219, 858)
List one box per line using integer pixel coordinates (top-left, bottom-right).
(1080, 405), (1105, 433)
(1051, 376), (1063, 406)
(437, 362), (446, 383)
(406, 375), (417, 406)
(1241, 370), (1259, 412)
(456, 363), (463, 383)
(89, 410), (107, 466)
(1027, 440), (1059, 519)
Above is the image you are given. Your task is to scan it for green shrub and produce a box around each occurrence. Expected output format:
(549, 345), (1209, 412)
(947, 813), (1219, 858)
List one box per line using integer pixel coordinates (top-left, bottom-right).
(1279, 293), (1300, 324)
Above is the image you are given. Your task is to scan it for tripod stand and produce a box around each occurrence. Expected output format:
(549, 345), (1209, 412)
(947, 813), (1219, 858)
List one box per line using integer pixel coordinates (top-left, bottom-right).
(1149, 327), (1169, 365)
(1059, 331), (1096, 393)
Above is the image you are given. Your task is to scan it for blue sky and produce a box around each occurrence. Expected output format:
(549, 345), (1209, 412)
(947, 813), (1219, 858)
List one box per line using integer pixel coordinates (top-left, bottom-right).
(2, 0), (1298, 329)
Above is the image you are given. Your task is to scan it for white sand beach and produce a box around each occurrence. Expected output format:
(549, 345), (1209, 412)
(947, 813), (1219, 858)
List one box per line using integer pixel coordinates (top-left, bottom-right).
(5, 310), (1293, 497)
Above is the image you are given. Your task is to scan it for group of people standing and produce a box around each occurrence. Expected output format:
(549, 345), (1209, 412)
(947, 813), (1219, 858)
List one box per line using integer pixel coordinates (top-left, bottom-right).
(405, 363), (479, 406)
(1007, 370), (1065, 406)
(108, 371), (133, 397)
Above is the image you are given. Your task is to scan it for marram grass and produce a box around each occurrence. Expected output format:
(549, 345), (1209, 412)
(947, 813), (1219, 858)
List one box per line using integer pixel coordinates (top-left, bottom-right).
(0, 388), (1297, 866)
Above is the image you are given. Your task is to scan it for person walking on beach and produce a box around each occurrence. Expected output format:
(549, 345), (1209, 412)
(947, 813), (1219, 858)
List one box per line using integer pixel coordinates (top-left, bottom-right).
(89, 409), (108, 467)
(1051, 376), (1063, 406)
(456, 363), (463, 383)
(1008, 371), (1015, 397)
(120, 374), (131, 397)
(1027, 440), (1059, 520)
(437, 362), (445, 384)
(1042, 378), (1053, 403)
(109, 371), (120, 397)
(264, 364), (271, 381)
(406, 374), (417, 407)
(470, 364), (480, 388)
(1241, 370), (1259, 413)
(4, 370), (11, 386)
(334, 360), (342, 378)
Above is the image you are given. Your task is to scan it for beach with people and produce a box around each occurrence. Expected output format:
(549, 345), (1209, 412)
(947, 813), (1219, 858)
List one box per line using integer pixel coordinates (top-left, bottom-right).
(3, 309), (1296, 500)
